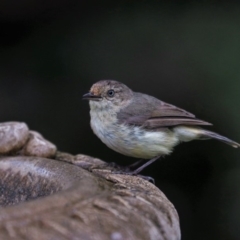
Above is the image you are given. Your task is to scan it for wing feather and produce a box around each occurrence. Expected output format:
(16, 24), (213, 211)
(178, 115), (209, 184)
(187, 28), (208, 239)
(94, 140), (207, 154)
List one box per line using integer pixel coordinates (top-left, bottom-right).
(117, 92), (212, 128)
(144, 117), (212, 128)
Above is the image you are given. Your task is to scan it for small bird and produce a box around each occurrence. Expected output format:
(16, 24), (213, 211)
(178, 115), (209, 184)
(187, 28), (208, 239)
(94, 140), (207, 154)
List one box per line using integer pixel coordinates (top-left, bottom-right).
(83, 80), (240, 175)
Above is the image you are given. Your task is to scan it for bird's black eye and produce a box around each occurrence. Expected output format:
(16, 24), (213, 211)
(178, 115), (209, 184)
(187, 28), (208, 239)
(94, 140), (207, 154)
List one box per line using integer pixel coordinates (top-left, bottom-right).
(107, 89), (115, 97)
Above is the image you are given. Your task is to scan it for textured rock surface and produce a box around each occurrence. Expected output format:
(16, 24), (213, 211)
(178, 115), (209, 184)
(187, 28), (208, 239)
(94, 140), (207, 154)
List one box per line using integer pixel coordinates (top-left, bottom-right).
(0, 122), (57, 158)
(23, 131), (57, 158)
(0, 154), (181, 240)
(0, 122), (29, 154)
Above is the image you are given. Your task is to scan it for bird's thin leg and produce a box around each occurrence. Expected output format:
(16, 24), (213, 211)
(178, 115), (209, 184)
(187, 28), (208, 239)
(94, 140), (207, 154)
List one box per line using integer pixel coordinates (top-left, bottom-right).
(131, 156), (160, 175)
(111, 156), (160, 184)
(127, 159), (145, 170)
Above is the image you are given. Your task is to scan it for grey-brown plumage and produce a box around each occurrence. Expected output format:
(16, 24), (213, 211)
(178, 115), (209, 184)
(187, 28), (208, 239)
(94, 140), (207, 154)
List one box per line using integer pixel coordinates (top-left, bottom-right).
(83, 80), (240, 174)
(117, 92), (212, 128)
(115, 91), (240, 148)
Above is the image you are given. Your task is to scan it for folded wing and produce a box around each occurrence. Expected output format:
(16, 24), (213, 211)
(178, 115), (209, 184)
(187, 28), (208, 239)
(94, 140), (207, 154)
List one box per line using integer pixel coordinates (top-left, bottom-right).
(117, 92), (212, 128)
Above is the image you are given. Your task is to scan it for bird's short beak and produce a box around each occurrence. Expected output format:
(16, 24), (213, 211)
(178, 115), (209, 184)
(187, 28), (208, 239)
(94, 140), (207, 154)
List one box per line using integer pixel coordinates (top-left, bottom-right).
(82, 92), (102, 101)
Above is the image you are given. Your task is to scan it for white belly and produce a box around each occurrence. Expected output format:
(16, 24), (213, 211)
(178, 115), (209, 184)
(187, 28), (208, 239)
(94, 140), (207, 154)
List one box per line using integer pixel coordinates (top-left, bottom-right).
(90, 109), (179, 159)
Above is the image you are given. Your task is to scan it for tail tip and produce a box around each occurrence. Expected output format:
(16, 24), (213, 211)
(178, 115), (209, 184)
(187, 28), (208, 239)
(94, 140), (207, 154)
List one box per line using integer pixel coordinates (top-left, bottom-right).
(232, 143), (240, 148)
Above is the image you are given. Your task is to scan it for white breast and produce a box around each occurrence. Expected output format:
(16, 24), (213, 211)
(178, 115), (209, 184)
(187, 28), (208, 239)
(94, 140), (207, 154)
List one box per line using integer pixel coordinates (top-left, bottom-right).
(89, 103), (180, 159)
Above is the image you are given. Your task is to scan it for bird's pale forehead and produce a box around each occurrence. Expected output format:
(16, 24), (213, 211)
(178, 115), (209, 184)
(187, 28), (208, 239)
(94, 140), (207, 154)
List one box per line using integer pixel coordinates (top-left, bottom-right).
(90, 81), (120, 95)
(90, 83), (102, 96)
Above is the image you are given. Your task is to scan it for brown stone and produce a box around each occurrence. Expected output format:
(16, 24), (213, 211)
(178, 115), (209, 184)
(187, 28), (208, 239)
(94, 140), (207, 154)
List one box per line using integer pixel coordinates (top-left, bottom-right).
(0, 154), (181, 240)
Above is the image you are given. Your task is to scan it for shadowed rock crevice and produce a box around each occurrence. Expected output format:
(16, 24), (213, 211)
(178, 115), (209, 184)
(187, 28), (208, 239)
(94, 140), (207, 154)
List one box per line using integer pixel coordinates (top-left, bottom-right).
(0, 169), (61, 207)
(0, 156), (103, 207)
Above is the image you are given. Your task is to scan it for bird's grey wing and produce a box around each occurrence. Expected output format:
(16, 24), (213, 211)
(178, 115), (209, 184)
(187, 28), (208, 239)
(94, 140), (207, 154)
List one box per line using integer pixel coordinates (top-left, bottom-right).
(143, 117), (211, 128)
(117, 92), (212, 128)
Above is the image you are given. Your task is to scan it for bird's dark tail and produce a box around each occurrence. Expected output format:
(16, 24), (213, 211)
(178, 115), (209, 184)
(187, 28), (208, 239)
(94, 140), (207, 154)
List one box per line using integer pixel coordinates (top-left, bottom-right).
(201, 130), (240, 148)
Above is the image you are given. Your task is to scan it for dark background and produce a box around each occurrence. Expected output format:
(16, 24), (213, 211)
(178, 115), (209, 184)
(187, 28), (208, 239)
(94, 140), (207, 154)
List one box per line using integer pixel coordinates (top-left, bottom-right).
(1, 1), (240, 239)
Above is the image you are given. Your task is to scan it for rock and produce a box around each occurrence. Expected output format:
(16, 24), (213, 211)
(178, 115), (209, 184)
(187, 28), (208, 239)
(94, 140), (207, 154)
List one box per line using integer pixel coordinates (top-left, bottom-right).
(0, 155), (181, 240)
(0, 122), (29, 154)
(23, 131), (57, 158)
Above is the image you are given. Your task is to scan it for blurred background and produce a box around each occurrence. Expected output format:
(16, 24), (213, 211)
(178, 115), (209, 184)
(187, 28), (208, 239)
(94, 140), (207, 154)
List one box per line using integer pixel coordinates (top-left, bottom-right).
(0, 0), (240, 239)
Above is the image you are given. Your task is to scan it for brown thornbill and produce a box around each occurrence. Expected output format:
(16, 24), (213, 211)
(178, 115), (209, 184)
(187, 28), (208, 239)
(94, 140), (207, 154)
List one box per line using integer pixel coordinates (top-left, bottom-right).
(83, 80), (240, 176)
